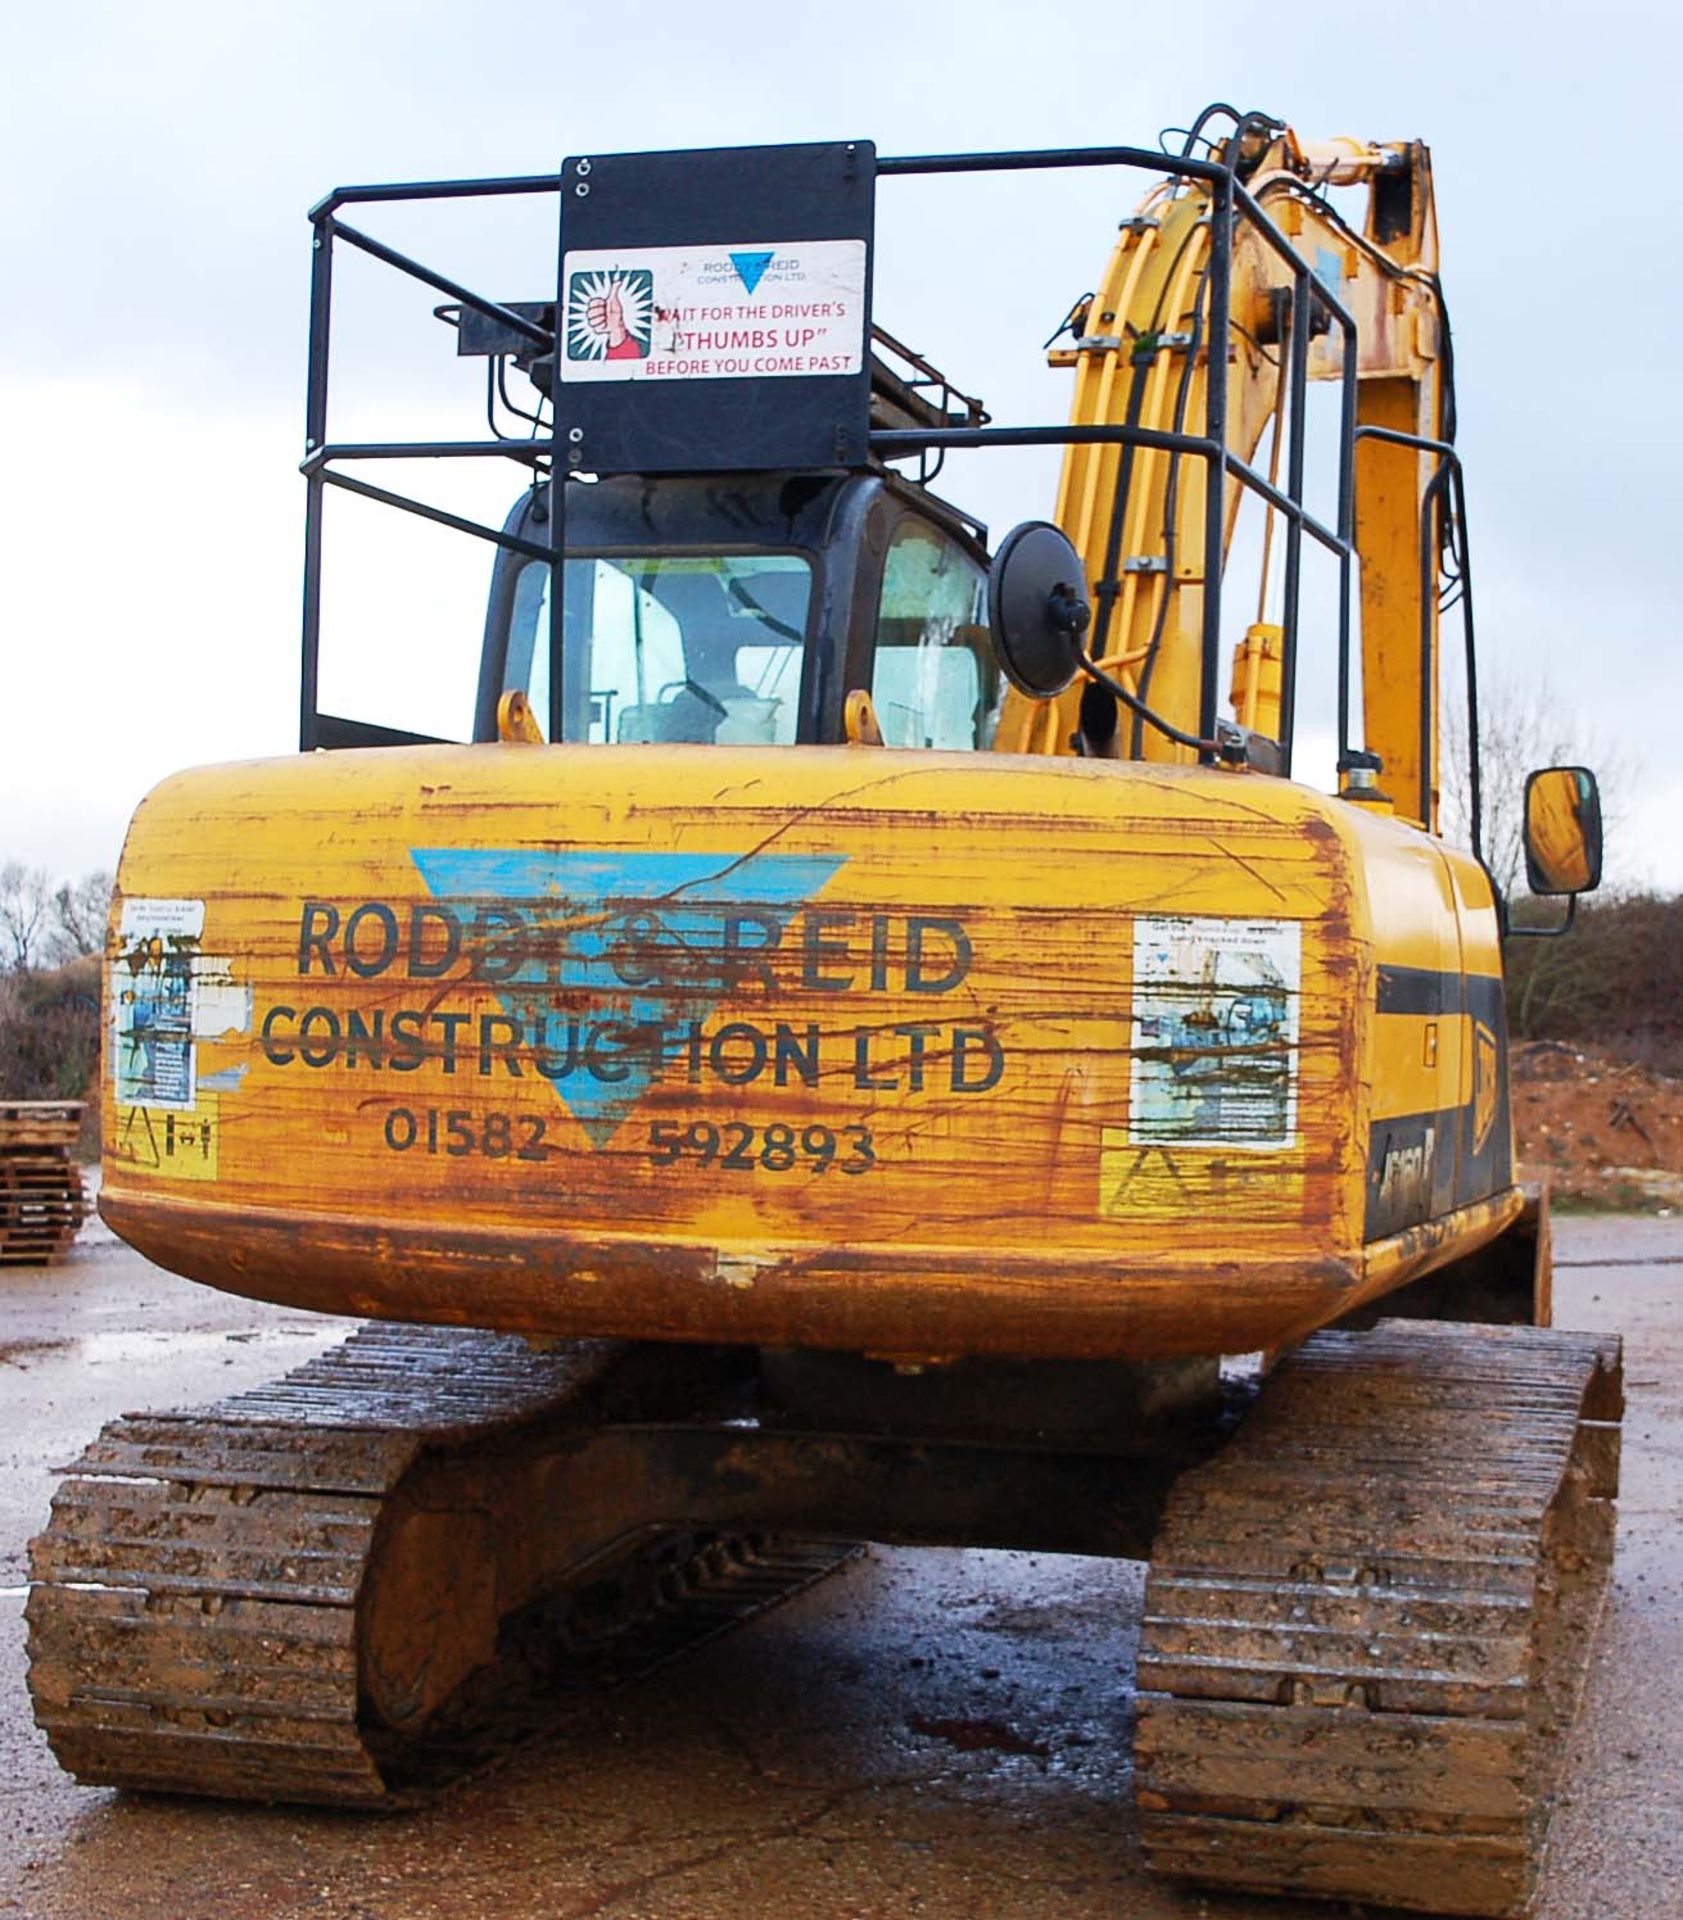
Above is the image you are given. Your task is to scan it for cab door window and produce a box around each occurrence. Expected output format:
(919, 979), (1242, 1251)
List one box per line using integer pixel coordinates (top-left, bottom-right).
(506, 553), (811, 743)
(871, 518), (997, 750)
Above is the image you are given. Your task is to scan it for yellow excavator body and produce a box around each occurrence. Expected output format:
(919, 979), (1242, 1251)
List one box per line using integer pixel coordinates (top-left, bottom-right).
(104, 737), (1514, 1361)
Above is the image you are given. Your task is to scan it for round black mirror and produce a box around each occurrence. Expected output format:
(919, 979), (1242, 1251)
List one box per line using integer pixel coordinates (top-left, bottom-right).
(987, 521), (1091, 699)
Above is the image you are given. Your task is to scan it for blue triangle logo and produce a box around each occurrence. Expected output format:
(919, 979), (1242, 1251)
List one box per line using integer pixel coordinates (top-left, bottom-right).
(409, 848), (846, 1148)
(729, 250), (776, 295)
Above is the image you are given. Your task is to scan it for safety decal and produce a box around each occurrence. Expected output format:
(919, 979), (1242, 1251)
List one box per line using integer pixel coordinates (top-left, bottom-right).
(1126, 916), (1302, 1151)
(1472, 1019), (1500, 1155)
(559, 239), (867, 384)
(110, 898), (206, 1112)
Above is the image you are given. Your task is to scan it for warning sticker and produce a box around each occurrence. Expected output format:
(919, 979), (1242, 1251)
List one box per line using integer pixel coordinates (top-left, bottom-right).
(1127, 916), (1302, 1150)
(111, 898), (205, 1112)
(559, 239), (867, 384)
(113, 1095), (221, 1181)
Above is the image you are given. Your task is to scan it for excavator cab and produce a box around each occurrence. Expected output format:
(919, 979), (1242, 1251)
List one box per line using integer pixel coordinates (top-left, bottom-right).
(472, 469), (997, 752)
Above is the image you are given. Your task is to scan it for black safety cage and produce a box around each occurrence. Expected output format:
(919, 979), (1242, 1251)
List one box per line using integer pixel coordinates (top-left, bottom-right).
(298, 142), (1478, 849)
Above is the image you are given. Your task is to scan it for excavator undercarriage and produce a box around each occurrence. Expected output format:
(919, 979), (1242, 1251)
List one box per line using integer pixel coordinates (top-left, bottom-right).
(28, 1322), (1216, 1803)
(29, 1324), (1204, 1805)
(30, 1311), (1619, 1918)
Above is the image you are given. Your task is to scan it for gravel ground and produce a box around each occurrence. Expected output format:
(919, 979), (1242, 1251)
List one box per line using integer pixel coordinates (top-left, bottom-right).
(0, 1202), (1677, 1920)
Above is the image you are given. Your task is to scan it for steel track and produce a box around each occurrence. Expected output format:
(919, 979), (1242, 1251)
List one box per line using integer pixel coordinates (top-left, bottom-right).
(27, 1324), (857, 1807)
(1134, 1319), (1623, 1917)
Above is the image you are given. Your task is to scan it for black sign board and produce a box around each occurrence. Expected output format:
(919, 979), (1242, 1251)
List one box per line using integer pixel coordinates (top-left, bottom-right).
(554, 140), (875, 475)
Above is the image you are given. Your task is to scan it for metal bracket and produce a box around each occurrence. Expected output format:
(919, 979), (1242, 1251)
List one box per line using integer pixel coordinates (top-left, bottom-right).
(1134, 330), (1194, 356)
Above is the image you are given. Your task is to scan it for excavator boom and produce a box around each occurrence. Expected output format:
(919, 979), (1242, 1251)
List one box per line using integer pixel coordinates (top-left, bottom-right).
(1025, 118), (1449, 835)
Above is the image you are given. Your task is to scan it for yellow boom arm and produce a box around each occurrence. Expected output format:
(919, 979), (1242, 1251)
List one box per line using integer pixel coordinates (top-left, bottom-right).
(1002, 122), (1448, 831)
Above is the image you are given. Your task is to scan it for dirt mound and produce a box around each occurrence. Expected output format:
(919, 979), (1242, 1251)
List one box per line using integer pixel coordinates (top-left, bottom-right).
(1512, 1040), (1683, 1210)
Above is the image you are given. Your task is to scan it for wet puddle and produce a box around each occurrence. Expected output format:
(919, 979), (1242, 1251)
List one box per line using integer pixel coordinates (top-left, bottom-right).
(74, 1326), (340, 1366)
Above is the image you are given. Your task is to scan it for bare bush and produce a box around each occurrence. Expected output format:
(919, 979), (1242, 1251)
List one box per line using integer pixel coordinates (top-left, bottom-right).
(0, 957), (101, 1100)
(1442, 671), (1626, 898)
(51, 870), (113, 961)
(1505, 893), (1683, 1072)
(0, 865), (112, 973)
(0, 862), (55, 971)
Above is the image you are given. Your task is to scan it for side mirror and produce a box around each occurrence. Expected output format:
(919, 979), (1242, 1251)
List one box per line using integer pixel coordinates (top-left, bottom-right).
(983, 521), (1230, 762)
(1523, 766), (1603, 896)
(987, 521), (1091, 699)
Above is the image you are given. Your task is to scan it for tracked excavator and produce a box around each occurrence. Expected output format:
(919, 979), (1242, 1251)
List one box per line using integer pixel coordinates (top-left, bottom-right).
(31, 113), (1617, 1915)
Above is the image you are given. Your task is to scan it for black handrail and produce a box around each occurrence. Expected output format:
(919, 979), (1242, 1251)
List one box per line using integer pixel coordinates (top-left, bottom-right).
(297, 141), (1369, 775)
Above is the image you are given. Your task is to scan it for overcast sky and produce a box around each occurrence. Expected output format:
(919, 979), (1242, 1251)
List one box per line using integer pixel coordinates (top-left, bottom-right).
(2, 0), (1677, 893)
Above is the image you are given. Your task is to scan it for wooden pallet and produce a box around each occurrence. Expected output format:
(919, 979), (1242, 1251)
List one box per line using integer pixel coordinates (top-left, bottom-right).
(0, 1105), (88, 1265)
(0, 1100), (85, 1153)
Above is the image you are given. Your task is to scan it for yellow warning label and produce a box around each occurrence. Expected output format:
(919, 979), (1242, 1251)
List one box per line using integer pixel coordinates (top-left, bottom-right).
(110, 1095), (220, 1182)
(1472, 1021), (1499, 1155)
(1100, 1126), (1304, 1221)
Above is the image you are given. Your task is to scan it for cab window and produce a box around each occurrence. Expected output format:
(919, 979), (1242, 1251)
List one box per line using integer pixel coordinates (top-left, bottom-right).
(871, 518), (997, 750)
(508, 554), (811, 744)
